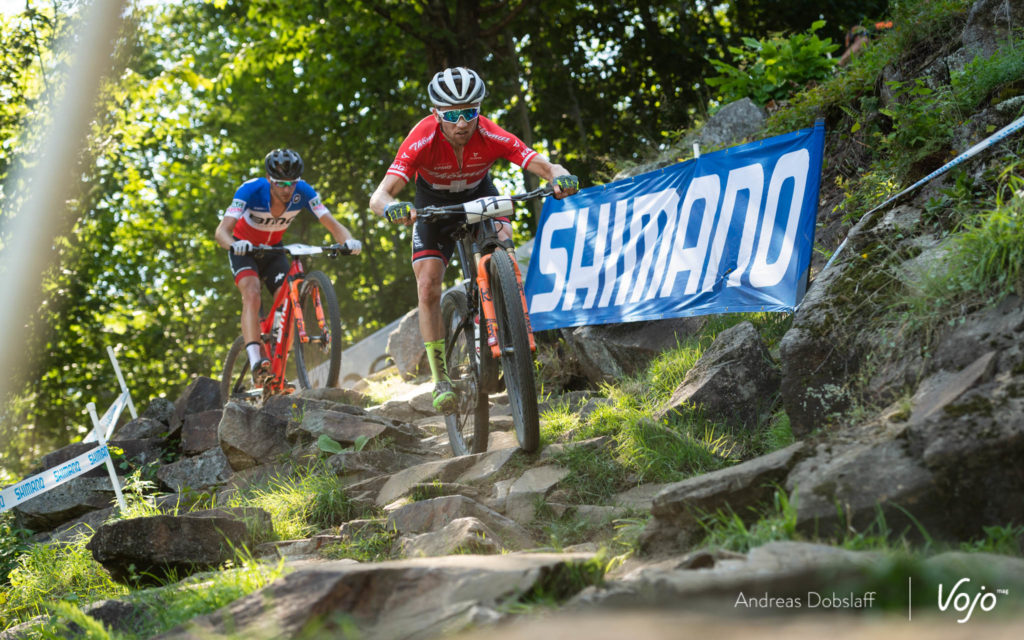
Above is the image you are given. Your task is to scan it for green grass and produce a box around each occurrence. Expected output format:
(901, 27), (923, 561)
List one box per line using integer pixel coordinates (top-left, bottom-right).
(321, 526), (397, 562)
(0, 533), (129, 628)
(208, 461), (357, 541)
(539, 312), (794, 485)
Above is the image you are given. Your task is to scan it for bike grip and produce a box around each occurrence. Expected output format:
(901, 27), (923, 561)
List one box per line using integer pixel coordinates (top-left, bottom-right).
(554, 174), (579, 191)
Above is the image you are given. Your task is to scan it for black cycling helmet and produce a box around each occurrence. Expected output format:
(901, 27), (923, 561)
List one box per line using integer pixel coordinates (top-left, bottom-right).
(427, 67), (487, 107)
(264, 148), (303, 180)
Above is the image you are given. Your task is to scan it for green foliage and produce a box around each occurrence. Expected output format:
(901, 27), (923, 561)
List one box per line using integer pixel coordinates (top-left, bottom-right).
(0, 534), (128, 629)
(542, 313), (792, 484)
(899, 164), (1024, 340)
(550, 445), (629, 505)
(0, 513), (32, 587)
(316, 433), (370, 456)
(210, 462), (355, 540)
(122, 554), (285, 638)
(706, 20), (839, 107)
(321, 527), (397, 563)
(503, 553), (609, 612)
(960, 524), (1024, 556)
(699, 488), (800, 553)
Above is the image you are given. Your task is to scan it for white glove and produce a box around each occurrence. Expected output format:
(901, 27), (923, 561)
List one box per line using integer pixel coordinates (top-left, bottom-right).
(230, 239), (253, 255)
(343, 239), (362, 255)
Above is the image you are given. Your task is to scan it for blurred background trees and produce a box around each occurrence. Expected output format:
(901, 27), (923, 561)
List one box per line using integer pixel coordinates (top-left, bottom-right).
(0, 0), (889, 474)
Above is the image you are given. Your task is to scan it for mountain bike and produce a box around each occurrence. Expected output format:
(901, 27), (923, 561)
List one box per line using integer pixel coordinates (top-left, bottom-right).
(419, 186), (554, 455)
(221, 243), (354, 404)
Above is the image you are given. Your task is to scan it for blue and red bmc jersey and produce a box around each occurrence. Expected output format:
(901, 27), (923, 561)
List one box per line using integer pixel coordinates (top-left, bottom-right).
(222, 178), (330, 245)
(386, 115), (537, 192)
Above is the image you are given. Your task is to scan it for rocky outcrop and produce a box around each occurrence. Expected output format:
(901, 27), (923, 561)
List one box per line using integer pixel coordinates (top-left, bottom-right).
(86, 509), (268, 583)
(561, 316), (706, 385)
(658, 321), (780, 430)
(154, 554), (598, 640)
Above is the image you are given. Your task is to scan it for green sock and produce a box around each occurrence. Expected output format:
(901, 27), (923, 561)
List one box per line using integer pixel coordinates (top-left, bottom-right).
(424, 339), (450, 384)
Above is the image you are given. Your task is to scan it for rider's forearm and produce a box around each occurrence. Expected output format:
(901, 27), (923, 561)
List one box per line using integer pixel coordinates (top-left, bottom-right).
(322, 216), (354, 245)
(526, 155), (570, 182)
(369, 187), (394, 218)
(214, 218), (237, 250)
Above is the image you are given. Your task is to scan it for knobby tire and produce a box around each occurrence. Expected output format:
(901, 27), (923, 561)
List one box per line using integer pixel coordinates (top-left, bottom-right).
(221, 335), (255, 405)
(489, 250), (539, 452)
(442, 289), (490, 456)
(294, 270), (343, 389)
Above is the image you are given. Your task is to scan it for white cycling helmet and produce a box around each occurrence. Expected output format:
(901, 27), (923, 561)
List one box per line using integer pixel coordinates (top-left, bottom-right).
(428, 67), (487, 107)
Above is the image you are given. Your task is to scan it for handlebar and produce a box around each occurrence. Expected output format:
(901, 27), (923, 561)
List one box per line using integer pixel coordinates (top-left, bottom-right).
(416, 186), (555, 221)
(251, 243), (355, 257)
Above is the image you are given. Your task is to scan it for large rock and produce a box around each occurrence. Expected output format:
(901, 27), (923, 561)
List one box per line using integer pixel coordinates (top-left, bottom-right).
(218, 402), (291, 470)
(399, 517), (503, 557)
(386, 308), (426, 378)
(694, 98), (766, 149)
(180, 410), (223, 455)
(375, 455), (484, 507)
(658, 321), (780, 430)
(286, 408), (423, 448)
(613, 98), (766, 179)
(959, 0), (1024, 61)
(505, 464), (570, 523)
(86, 511), (263, 583)
(786, 438), (941, 541)
(171, 377), (222, 435)
(641, 443), (806, 554)
(36, 438), (166, 480)
(154, 553), (597, 640)
(140, 397), (176, 426)
(156, 446), (233, 492)
(113, 417), (167, 440)
(12, 476), (121, 532)
(387, 495), (536, 550)
(562, 317), (706, 385)
(328, 449), (429, 485)
(778, 205), (890, 438)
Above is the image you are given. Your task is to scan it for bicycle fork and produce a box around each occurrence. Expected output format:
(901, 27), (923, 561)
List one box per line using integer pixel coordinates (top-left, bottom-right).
(475, 249), (537, 359)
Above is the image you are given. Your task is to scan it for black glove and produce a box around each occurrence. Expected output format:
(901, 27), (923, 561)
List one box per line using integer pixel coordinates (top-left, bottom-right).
(385, 201), (413, 222)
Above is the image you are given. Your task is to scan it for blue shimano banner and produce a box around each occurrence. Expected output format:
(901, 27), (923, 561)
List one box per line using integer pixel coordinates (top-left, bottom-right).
(525, 121), (825, 331)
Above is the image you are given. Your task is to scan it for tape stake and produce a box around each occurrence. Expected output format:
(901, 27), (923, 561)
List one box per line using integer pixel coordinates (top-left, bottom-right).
(88, 402), (126, 511)
(107, 346), (137, 420)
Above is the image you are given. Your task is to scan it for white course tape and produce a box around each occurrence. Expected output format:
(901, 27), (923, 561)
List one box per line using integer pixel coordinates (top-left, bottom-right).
(1, 391), (131, 513)
(0, 441), (111, 513)
(819, 114), (1024, 277)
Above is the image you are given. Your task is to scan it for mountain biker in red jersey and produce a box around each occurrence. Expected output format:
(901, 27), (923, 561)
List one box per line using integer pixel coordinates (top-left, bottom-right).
(215, 148), (361, 387)
(369, 67), (579, 413)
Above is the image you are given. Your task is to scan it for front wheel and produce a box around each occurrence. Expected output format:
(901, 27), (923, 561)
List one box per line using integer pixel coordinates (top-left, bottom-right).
(294, 270), (343, 389)
(221, 335), (258, 405)
(442, 288), (489, 456)
(489, 250), (539, 452)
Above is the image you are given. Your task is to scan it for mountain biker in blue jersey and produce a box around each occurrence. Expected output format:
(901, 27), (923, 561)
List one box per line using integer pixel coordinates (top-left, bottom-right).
(214, 148), (362, 387)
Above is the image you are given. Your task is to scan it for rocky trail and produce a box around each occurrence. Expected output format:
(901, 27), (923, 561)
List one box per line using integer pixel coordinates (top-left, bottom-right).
(7, 361), (1024, 639)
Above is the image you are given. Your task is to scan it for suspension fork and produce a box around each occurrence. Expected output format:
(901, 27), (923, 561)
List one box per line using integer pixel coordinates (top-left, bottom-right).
(475, 249), (537, 359)
(505, 247), (536, 352)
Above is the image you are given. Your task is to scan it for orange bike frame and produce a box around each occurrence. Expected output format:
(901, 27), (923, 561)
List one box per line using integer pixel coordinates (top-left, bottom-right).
(258, 259), (315, 391)
(475, 250), (536, 360)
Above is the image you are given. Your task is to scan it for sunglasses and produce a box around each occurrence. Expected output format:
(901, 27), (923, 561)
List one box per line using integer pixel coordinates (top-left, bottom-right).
(438, 106), (479, 123)
(269, 177), (297, 187)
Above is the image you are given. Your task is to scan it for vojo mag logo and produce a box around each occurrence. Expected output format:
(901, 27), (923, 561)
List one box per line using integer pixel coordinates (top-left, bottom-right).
(936, 577), (1009, 623)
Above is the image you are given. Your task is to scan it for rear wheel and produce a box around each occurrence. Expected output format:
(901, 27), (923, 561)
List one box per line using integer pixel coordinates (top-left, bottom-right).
(489, 250), (539, 452)
(294, 270), (343, 389)
(221, 336), (259, 405)
(442, 289), (489, 456)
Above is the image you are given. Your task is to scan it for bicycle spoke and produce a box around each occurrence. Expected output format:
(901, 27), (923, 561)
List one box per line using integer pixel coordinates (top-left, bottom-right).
(294, 271), (343, 389)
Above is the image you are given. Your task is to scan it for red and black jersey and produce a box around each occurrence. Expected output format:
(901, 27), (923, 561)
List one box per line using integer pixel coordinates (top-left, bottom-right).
(386, 115), (537, 192)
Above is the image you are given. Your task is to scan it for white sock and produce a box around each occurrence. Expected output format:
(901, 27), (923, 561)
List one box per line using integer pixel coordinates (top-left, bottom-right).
(246, 342), (264, 368)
